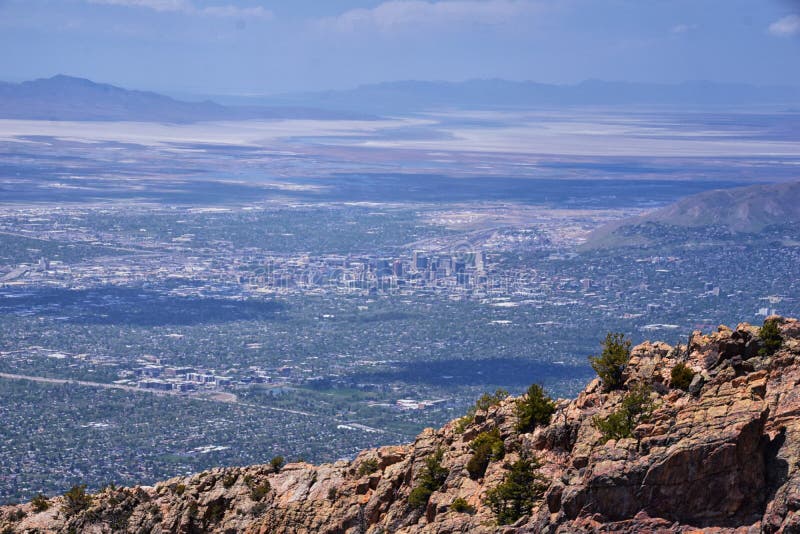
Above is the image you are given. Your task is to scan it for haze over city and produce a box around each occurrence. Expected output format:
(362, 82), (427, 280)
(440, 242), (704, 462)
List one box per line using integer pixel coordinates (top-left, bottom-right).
(1, 1), (800, 533)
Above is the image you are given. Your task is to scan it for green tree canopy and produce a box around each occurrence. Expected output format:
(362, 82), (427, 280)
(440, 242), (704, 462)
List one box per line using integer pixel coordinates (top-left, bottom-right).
(61, 484), (92, 517)
(670, 362), (694, 391)
(515, 383), (556, 433)
(593, 383), (655, 443)
(589, 332), (632, 391)
(408, 448), (448, 508)
(759, 318), (783, 356)
(270, 456), (285, 473)
(485, 456), (547, 525)
(466, 428), (505, 479)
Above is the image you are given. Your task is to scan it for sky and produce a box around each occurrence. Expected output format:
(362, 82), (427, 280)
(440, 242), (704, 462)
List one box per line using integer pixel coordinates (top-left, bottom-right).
(0, 0), (799, 95)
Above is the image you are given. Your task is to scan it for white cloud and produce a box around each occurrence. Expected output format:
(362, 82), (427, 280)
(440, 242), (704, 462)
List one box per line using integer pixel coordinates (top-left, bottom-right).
(88, 0), (273, 19)
(315, 0), (540, 34)
(199, 6), (272, 19)
(768, 14), (800, 37)
(88, 0), (192, 11)
(670, 24), (696, 34)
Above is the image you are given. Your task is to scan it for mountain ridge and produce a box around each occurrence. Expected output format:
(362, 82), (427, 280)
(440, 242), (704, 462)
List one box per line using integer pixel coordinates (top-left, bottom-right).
(0, 75), (371, 122)
(2, 315), (800, 533)
(3, 75), (798, 120)
(584, 180), (800, 249)
(225, 78), (800, 112)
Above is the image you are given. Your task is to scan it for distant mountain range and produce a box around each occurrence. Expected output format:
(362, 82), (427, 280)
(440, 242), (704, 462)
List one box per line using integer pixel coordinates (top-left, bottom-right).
(2, 75), (798, 121)
(0, 75), (369, 122)
(225, 78), (800, 113)
(585, 180), (800, 249)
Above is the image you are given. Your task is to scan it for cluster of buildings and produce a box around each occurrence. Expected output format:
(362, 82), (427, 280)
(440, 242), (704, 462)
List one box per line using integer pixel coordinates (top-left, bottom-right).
(238, 249), (489, 295)
(0, 247), (497, 301)
(123, 360), (273, 393)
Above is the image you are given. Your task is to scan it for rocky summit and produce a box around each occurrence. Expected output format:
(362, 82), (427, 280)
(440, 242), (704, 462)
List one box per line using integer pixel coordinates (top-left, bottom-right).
(3, 316), (800, 533)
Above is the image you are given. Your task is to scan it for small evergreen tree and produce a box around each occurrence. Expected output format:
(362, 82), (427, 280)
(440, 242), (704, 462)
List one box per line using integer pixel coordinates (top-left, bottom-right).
(222, 473), (237, 488)
(474, 388), (509, 411)
(485, 456), (547, 525)
(31, 493), (50, 512)
(593, 383), (655, 443)
(589, 333), (632, 391)
(759, 318), (783, 356)
(515, 383), (556, 433)
(450, 497), (475, 514)
(357, 458), (380, 476)
(61, 484), (92, 517)
(454, 388), (509, 433)
(466, 428), (505, 479)
(408, 448), (448, 508)
(670, 362), (694, 391)
(245, 476), (271, 501)
(6, 510), (26, 523)
(270, 456), (285, 473)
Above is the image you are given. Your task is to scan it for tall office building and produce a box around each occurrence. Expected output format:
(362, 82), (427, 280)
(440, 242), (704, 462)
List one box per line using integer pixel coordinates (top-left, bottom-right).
(475, 251), (485, 273)
(413, 251), (428, 271)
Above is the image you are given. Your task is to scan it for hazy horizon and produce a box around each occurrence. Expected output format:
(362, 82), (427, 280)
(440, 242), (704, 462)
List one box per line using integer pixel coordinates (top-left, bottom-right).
(7, 73), (800, 106)
(1, 0), (799, 95)
(3, 1), (800, 522)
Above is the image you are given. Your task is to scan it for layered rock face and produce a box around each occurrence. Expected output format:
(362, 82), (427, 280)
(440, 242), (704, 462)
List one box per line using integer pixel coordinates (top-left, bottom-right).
(3, 316), (800, 533)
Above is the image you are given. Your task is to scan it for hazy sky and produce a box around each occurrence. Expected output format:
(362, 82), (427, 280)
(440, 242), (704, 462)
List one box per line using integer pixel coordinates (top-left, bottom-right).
(1, 0), (799, 95)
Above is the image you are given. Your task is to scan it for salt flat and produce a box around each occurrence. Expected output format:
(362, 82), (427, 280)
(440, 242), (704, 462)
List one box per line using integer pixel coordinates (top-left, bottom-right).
(1, 109), (798, 159)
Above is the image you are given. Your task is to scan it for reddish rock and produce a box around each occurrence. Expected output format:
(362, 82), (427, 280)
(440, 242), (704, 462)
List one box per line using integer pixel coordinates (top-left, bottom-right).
(2, 316), (799, 534)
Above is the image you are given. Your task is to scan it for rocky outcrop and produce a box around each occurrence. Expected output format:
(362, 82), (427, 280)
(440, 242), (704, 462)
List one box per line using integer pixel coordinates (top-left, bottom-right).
(2, 316), (800, 533)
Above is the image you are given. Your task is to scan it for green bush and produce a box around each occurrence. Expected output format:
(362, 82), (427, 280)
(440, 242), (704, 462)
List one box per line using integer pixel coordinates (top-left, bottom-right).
(516, 383), (556, 433)
(466, 428), (505, 480)
(61, 484), (92, 517)
(6, 509), (26, 522)
(593, 383), (655, 443)
(589, 333), (631, 391)
(759, 318), (783, 356)
(248, 480), (271, 501)
(174, 483), (186, 496)
(270, 456), (285, 473)
(205, 499), (227, 523)
(450, 497), (475, 514)
(408, 448), (448, 508)
(408, 486), (431, 509)
(222, 473), (237, 488)
(454, 415), (472, 434)
(357, 458), (380, 477)
(485, 456), (547, 525)
(670, 362), (694, 391)
(454, 388), (509, 433)
(475, 388), (509, 411)
(31, 493), (50, 512)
